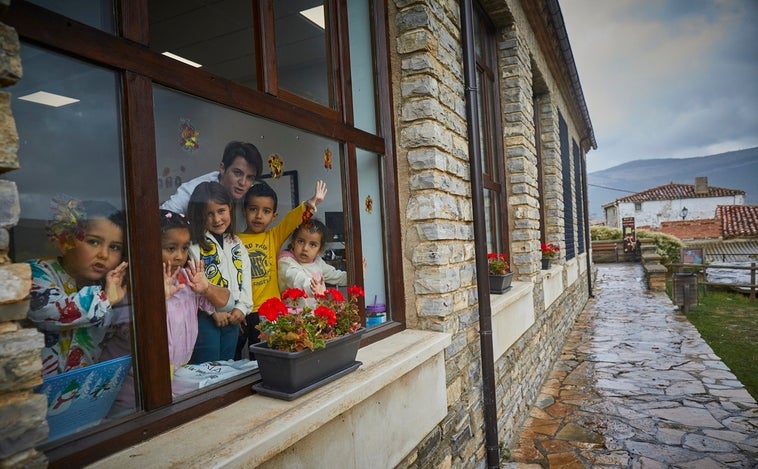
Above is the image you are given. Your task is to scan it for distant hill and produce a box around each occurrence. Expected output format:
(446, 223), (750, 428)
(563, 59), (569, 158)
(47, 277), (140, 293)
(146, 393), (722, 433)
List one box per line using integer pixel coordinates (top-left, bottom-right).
(587, 147), (758, 221)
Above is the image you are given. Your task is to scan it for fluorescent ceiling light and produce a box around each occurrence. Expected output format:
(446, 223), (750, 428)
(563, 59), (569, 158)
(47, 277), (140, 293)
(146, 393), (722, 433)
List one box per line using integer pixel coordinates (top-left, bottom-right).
(18, 91), (79, 107)
(299, 5), (325, 30)
(161, 52), (202, 68)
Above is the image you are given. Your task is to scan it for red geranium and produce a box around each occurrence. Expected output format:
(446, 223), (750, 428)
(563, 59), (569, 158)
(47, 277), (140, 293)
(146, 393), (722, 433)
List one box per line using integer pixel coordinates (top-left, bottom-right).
(256, 285), (364, 352)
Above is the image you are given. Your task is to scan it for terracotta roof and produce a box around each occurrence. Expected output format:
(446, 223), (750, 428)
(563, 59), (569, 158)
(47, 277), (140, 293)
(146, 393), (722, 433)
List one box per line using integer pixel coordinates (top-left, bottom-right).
(610, 182), (744, 205)
(716, 205), (758, 239)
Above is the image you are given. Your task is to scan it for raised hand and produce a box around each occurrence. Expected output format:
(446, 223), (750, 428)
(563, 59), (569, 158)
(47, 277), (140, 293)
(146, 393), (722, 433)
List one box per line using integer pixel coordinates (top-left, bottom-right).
(308, 180), (327, 209)
(105, 261), (129, 305)
(185, 258), (210, 295)
(163, 262), (185, 299)
(310, 275), (326, 295)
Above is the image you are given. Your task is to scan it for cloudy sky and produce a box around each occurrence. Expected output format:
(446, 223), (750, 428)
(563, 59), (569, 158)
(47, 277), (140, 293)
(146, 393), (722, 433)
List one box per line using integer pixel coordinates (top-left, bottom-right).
(561, 0), (758, 173)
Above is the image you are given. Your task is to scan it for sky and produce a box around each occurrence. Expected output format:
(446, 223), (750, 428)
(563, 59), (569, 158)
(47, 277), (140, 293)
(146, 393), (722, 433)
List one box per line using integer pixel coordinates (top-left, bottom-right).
(560, 0), (758, 173)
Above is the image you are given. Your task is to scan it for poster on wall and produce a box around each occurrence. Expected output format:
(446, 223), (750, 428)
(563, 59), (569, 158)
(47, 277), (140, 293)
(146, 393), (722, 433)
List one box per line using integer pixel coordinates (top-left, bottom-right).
(622, 217), (636, 253)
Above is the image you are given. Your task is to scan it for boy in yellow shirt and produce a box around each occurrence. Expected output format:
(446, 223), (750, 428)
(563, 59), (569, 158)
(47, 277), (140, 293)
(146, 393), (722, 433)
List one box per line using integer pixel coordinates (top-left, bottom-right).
(235, 180), (327, 359)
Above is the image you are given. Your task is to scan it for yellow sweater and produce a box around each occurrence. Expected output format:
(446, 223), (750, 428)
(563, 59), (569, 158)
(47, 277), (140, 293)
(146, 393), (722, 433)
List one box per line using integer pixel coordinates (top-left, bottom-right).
(237, 203), (307, 310)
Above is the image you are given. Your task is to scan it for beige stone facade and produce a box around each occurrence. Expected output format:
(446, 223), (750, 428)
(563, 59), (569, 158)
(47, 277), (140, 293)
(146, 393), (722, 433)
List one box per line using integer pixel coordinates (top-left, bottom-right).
(0, 0), (595, 467)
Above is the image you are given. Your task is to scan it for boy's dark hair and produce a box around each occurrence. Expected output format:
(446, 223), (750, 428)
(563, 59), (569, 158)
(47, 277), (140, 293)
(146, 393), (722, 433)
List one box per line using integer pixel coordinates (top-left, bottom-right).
(159, 209), (190, 235)
(243, 182), (278, 211)
(220, 141), (263, 180)
(187, 181), (234, 250)
(289, 218), (330, 254)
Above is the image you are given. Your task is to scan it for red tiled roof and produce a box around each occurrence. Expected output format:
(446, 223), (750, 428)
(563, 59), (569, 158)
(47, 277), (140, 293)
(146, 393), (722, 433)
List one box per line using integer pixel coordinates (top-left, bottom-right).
(611, 182), (744, 204)
(716, 205), (758, 239)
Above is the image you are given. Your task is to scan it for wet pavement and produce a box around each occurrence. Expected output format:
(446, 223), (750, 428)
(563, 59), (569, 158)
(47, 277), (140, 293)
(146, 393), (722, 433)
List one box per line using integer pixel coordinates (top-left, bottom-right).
(506, 263), (758, 468)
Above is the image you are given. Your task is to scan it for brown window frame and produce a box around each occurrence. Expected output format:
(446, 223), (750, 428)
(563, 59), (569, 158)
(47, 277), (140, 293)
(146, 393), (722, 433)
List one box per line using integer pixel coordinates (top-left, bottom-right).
(3, 0), (403, 465)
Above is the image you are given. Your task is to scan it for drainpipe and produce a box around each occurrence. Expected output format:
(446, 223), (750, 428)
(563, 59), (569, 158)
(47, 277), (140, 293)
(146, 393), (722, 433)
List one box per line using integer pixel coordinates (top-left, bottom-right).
(460, 1), (500, 467)
(579, 144), (594, 297)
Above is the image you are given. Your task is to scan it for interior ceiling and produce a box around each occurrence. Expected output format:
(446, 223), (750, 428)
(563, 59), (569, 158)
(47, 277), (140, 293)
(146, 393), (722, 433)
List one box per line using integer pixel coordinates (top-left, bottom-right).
(149, 0), (326, 86)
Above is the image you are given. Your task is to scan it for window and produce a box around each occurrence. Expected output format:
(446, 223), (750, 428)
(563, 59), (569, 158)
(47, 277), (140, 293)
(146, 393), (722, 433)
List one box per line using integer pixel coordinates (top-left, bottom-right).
(634, 202), (642, 211)
(473, 6), (507, 257)
(6, 0), (399, 463)
(573, 140), (585, 254)
(560, 112), (575, 260)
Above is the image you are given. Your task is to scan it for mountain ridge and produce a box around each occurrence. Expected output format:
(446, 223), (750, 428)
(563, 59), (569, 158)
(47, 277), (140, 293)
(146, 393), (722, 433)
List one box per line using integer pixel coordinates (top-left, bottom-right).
(587, 147), (758, 221)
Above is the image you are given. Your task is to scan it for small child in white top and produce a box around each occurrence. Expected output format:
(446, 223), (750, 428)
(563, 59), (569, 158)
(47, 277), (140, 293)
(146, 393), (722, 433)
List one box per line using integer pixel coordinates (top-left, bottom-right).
(278, 218), (365, 296)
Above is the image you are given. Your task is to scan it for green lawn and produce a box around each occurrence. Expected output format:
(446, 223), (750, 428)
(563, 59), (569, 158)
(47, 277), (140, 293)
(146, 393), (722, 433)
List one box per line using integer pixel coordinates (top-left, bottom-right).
(684, 290), (758, 401)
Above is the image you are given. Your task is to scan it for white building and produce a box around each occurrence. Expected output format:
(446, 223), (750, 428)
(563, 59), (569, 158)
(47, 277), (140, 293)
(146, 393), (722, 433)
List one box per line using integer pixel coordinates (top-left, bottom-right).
(604, 177), (745, 229)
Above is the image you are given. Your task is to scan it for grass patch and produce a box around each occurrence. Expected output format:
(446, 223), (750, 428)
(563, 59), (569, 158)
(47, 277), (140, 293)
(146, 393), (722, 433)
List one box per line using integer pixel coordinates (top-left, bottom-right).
(684, 290), (758, 401)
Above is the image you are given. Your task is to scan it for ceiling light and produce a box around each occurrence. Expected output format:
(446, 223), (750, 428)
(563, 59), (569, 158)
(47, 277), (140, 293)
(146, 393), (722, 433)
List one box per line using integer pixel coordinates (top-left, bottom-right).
(161, 52), (202, 68)
(18, 91), (79, 107)
(299, 5), (325, 30)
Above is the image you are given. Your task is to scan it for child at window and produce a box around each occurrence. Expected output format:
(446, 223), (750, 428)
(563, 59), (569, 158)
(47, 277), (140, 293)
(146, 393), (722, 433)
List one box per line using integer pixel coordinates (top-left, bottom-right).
(186, 181), (253, 363)
(278, 218), (365, 296)
(27, 198), (129, 377)
(160, 210), (233, 377)
(236, 180), (327, 358)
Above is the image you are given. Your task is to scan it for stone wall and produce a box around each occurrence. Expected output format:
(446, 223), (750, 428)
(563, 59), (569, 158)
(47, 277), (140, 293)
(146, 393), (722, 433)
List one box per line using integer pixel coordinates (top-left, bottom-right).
(390, 0), (591, 466)
(0, 9), (49, 468)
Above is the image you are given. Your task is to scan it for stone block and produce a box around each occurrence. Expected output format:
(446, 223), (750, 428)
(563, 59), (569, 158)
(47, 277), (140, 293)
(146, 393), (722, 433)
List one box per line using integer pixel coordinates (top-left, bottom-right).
(0, 180), (19, 228)
(0, 263), (30, 306)
(0, 392), (49, 459)
(0, 448), (48, 469)
(0, 328), (44, 393)
(0, 93), (19, 173)
(0, 24), (21, 87)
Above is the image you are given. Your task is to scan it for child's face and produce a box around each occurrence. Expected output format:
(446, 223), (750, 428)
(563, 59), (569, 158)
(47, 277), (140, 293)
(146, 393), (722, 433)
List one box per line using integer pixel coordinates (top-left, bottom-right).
(161, 227), (191, 274)
(204, 201), (232, 235)
(291, 228), (323, 264)
(244, 196), (277, 234)
(60, 219), (124, 285)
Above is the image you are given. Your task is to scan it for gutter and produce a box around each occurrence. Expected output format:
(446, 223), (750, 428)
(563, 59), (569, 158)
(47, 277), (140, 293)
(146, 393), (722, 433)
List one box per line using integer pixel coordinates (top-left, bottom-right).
(460, 1), (500, 467)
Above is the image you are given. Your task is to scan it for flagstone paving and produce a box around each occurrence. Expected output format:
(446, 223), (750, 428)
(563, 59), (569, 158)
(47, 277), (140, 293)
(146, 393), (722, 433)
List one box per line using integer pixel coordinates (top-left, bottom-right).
(505, 263), (758, 468)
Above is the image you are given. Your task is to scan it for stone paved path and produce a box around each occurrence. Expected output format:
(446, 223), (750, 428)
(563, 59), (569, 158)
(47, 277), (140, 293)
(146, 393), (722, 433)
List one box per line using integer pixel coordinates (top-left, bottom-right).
(506, 263), (758, 468)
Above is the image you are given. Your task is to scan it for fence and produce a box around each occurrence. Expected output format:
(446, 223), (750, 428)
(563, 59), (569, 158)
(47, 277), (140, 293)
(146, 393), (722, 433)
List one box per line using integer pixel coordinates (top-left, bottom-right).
(667, 262), (757, 301)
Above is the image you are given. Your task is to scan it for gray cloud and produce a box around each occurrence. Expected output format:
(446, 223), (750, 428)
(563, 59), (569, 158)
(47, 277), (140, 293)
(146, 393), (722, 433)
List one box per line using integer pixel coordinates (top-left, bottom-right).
(561, 0), (758, 171)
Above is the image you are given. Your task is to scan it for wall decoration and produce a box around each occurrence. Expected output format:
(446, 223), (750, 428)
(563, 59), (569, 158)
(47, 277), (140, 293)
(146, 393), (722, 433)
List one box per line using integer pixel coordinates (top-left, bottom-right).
(268, 154), (284, 179)
(323, 148), (332, 170)
(179, 118), (199, 152)
(365, 195), (373, 214)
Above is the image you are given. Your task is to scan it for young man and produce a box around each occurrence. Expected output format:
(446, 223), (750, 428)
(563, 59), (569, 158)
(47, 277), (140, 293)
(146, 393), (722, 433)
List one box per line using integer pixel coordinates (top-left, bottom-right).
(161, 141), (262, 230)
(235, 180), (326, 359)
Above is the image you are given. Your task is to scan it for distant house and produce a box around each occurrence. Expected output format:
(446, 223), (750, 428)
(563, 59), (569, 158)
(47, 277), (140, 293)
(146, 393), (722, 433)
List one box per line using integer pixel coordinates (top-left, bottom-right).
(603, 177), (745, 229)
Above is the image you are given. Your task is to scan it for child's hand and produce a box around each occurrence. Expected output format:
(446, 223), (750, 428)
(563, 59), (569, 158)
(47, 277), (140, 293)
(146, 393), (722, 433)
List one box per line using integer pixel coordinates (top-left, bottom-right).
(362, 256), (368, 278)
(310, 275), (326, 295)
(211, 311), (232, 328)
(105, 261), (129, 305)
(228, 308), (246, 325)
(307, 180), (327, 209)
(163, 262), (185, 299)
(185, 259), (211, 295)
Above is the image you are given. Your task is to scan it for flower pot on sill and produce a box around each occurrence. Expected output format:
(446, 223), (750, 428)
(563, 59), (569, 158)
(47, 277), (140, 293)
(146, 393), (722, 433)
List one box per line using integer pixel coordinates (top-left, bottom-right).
(489, 271), (514, 294)
(541, 258), (552, 270)
(251, 328), (365, 400)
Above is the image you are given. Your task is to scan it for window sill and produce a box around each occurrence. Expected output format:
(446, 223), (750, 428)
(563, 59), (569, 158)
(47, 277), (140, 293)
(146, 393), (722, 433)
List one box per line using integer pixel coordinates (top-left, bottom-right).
(89, 329), (451, 468)
(490, 281), (535, 360)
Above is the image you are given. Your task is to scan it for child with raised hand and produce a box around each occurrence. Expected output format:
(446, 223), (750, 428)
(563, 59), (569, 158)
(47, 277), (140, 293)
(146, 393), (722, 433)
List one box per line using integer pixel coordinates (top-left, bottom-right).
(27, 198), (129, 377)
(160, 210), (233, 377)
(278, 218), (365, 296)
(236, 180), (326, 358)
(186, 181), (253, 363)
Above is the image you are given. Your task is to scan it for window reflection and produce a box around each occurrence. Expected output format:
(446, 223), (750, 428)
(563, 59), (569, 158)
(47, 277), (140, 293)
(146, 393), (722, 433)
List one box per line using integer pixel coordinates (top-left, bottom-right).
(27, 0), (116, 33)
(5, 43), (137, 443)
(274, 0), (332, 107)
(149, 0), (257, 88)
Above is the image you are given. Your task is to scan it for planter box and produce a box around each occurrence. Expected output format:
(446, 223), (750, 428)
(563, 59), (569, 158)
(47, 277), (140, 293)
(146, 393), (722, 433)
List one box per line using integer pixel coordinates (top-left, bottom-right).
(251, 328), (365, 400)
(541, 258), (553, 270)
(489, 272), (514, 294)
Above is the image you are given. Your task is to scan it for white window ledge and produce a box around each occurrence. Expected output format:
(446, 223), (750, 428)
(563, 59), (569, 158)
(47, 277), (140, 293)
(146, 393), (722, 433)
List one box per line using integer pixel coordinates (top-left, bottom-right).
(490, 281), (535, 360)
(89, 329), (451, 469)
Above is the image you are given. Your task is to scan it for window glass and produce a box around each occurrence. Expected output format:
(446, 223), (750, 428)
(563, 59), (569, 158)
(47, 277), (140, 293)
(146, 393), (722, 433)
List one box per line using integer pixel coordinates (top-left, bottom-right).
(274, 0), (332, 107)
(6, 43), (137, 443)
(356, 148), (389, 326)
(153, 86), (365, 394)
(27, 0), (115, 33)
(347, 0), (377, 134)
(149, 0), (257, 88)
